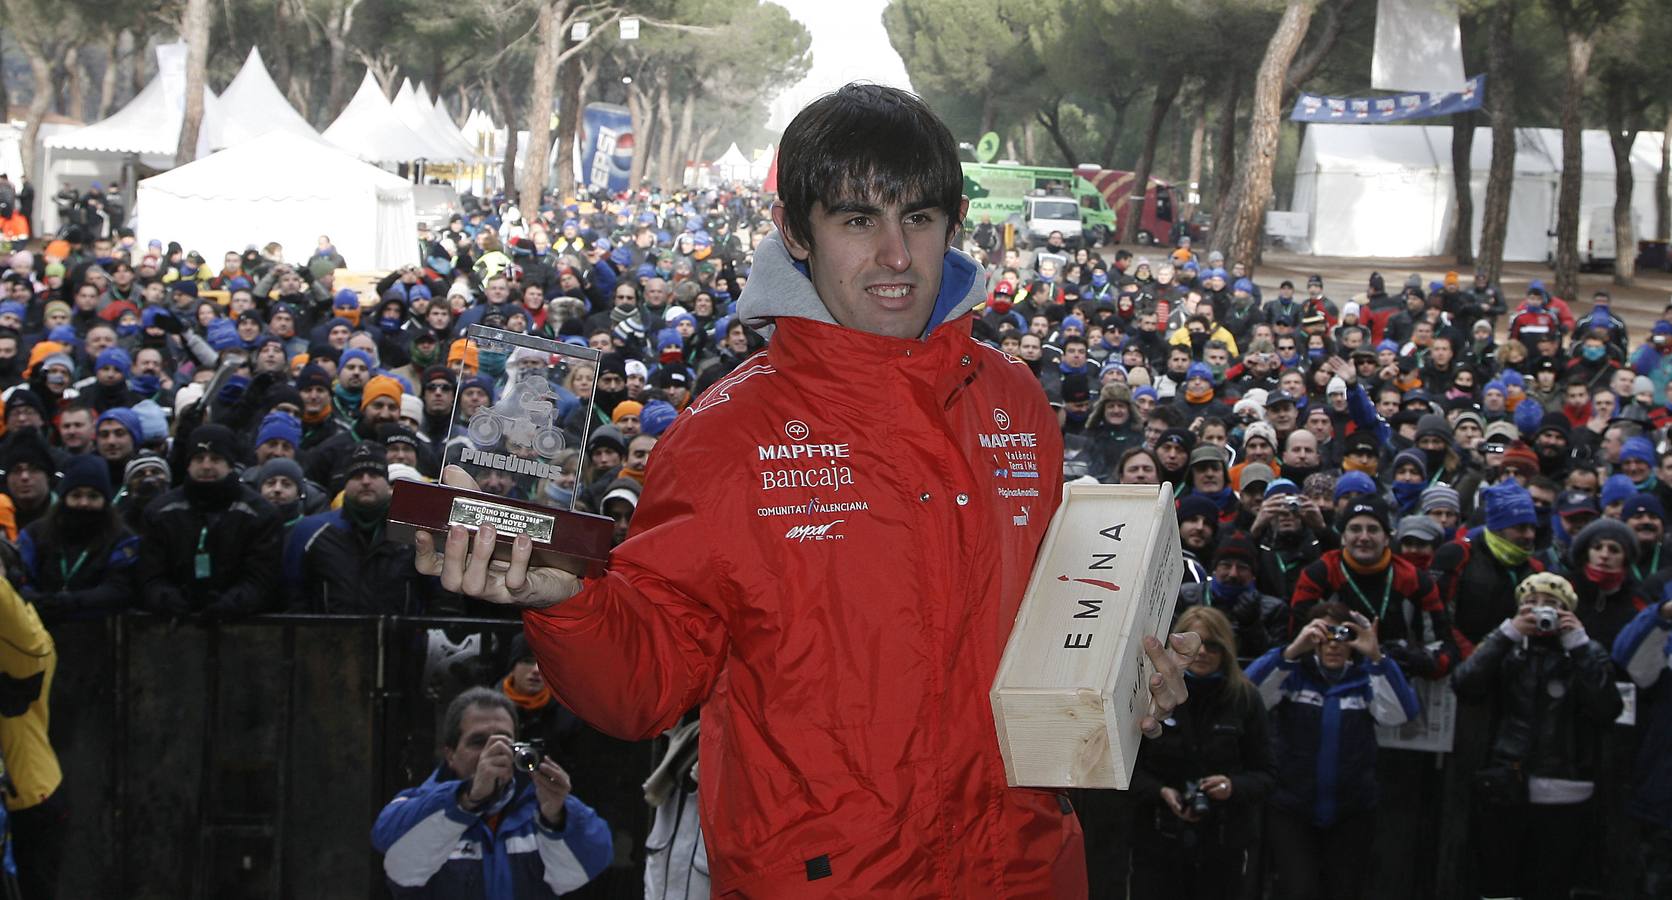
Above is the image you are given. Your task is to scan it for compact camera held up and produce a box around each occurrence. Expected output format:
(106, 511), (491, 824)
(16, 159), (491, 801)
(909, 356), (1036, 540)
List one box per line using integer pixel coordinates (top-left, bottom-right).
(1180, 778), (1214, 817)
(1532, 606), (1561, 635)
(511, 740), (545, 773)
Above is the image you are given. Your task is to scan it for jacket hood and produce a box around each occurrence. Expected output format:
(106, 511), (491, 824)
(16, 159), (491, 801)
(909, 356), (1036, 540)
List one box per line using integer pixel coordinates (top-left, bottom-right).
(737, 230), (986, 340)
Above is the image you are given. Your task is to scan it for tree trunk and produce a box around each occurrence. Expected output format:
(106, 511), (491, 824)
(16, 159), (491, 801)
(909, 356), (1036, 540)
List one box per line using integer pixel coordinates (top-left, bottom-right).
(673, 90), (697, 185)
(626, 85), (649, 191)
(1023, 120), (1037, 164)
(1186, 92), (1206, 222)
(1603, 79), (1638, 286)
(1477, 0), (1516, 284)
(96, 34), (120, 119)
(175, 0), (213, 165)
(517, 0), (569, 208)
(19, 48), (55, 183)
(1657, 106), (1670, 242)
(979, 90), (996, 136)
(130, 34), (147, 99)
(654, 85), (677, 189)
(1214, 0), (1317, 270)
(1210, 76), (1240, 230)
(553, 54), (582, 198)
(1552, 30), (1595, 302)
(692, 126), (719, 174)
(1123, 71), (1182, 244)
(1036, 100), (1080, 168)
(1449, 109), (1476, 265)
(61, 46), (84, 120)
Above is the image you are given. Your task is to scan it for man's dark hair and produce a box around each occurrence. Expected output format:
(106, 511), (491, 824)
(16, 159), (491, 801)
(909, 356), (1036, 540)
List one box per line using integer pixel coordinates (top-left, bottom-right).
(440, 686), (519, 749)
(1307, 600), (1355, 623)
(776, 83), (961, 252)
(1062, 335), (1088, 352)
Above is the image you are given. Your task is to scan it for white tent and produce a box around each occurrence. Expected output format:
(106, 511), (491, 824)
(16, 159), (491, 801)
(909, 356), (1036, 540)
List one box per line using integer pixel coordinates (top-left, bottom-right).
(323, 72), (466, 164)
(137, 132), (418, 269)
(40, 42), (229, 234)
(207, 47), (320, 150)
(749, 145), (775, 185)
(714, 143), (751, 183)
(1290, 123), (1668, 261)
(390, 80), (478, 163)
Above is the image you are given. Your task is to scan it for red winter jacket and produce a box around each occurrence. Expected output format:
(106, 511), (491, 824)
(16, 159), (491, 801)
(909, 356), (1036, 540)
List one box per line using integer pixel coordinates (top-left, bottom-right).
(524, 234), (1085, 897)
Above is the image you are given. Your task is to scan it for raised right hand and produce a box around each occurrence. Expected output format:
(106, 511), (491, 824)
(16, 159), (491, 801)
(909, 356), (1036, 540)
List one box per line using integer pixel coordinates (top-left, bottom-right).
(465, 735), (515, 809)
(413, 466), (583, 609)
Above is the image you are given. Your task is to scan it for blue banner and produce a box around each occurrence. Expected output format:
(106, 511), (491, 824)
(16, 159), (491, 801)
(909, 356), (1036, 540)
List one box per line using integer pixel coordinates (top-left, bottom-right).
(578, 103), (634, 193)
(1290, 74), (1484, 123)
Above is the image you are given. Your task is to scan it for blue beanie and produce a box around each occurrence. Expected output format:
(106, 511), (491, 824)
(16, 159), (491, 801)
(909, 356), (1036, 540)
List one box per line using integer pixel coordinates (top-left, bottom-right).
(1265, 477), (1300, 497)
(226, 276), (252, 292)
(640, 399), (678, 437)
(1623, 492), (1666, 521)
(172, 281), (198, 298)
(1334, 470), (1377, 500)
(1483, 380), (1506, 397)
(1513, 398), (1543, 436)
(339, 348), (375, 372)
(1391, 447), (1428, 480)
(1232, 277), (1254, 294)
(206, 317), (241, 352)
(669, 313), (697, 333)
(96, 347), (132, 376)
(1186, 362), (1213, 383)
(461, 374), (496, 403)
(1652, 320), (1672, 337)
(334, 289), (360, 309)
(1483, 480), (1537, 531)
(610, 246), (634, 268)
(656, 328), (683, 352)
(131, 400), (167, 446)
(256, 411), (302, 449)
(0, 301), (24, 320)
(1133, 385), (1159, 403)
(56, 453), (113, 502)
(1375, 339), (1399, 355)
(1620, 436), (1656, 467)
(49, 324), (79, 347)
(96, 407), (145, 444)
(1601, 473), (1639, 509)
(1176, 494), (1219, 525)
(1501, 370), (1525, 388)
(1061, 315), (1086, 333)
(142, 307), (176, 330)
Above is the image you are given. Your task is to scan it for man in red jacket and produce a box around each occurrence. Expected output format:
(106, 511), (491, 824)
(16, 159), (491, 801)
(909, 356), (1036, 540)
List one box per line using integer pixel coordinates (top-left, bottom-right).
(417, 84), (1198, 897)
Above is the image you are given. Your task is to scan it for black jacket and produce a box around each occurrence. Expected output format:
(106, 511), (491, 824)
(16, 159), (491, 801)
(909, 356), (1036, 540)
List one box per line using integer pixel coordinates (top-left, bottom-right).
(16, 516), (139, 623)
(290, 518), (432, 615)
(1452, 625), (1621, 785)
(1174, 581), (1288, 661)
(1128, 676), (1276, 850)
(136, 479), (282, 615)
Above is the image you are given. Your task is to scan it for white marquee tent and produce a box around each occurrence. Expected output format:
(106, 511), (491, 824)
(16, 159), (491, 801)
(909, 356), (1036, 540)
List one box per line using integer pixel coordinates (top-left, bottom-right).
(208, 47), (320, 149)
(323, 72), (468, 165)
(137, 132), (418, 269)
(1290, 123), (1668, 261)
(714, 143), (752, 183)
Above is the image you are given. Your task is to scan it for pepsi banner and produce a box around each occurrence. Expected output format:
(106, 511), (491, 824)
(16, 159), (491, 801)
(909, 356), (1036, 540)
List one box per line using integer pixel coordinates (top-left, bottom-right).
(578, 103), (634, 193)
(1290, 74), (1484, 124)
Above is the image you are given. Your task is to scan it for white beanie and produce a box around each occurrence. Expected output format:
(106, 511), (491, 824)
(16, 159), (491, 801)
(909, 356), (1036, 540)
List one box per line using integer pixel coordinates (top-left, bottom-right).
(1327, 376), (1348, 396)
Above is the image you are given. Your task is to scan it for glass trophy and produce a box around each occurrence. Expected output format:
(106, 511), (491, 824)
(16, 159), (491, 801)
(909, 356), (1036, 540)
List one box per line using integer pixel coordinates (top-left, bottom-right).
(387, 325), (614, 577)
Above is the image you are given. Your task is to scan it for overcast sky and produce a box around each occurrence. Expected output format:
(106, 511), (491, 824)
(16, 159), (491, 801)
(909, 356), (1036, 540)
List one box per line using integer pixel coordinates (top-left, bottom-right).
(763, 0), (914, 132)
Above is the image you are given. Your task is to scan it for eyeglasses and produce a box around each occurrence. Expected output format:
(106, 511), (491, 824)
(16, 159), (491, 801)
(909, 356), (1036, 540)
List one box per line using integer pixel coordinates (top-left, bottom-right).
(424, 382), (455, 393)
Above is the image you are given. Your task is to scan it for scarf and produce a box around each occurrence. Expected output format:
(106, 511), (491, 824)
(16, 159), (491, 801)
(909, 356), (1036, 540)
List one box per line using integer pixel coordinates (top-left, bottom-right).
(1584, 564), (1625, 596)
(1342, 457), (1378, 477)
(333, 383), (362, 415)
(302, 404), (334, 426)
(620, 465), (647, 485)
(1343, 547), (1392, 575)
(501, 674), (553, 711)
(1207, 577), (1245, 605)
(1185, 386), (1215, 405)
(1197, 485), (1237, 512)
(1483, 528), (1532, 568)
(345, 499), (388, 540)
(1399, 549), (1434, 570)
(1390, 480), (1425, 514)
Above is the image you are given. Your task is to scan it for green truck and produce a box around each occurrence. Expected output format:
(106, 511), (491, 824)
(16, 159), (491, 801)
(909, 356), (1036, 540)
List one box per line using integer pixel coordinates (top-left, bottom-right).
(961, 162), (1193, 249)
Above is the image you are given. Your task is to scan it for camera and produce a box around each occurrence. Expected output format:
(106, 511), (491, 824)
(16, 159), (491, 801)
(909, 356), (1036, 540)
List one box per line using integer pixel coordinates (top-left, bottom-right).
(510, 740), (544, 773)
(1328, 624), (1354, 642)
(1532, 606), (1560, 634)
(1285, 496), (1302, 511)
(1180, 779), (1213, 817)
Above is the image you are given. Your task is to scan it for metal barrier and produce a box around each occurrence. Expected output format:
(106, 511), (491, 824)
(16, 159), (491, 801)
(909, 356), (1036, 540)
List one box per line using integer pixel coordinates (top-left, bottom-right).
(49, 614), (653, 900)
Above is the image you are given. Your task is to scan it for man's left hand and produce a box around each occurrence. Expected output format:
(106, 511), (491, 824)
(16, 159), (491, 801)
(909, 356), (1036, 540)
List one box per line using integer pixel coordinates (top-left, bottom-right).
(533, 758), (572, 827)
(1140, 632), (1202, 739)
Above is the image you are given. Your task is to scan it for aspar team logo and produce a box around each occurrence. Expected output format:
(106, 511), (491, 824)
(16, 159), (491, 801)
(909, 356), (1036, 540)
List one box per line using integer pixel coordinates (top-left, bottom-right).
(784, 420), (810, 441)
(785, 520), (845, 542)
(993, 408), (1011, 432)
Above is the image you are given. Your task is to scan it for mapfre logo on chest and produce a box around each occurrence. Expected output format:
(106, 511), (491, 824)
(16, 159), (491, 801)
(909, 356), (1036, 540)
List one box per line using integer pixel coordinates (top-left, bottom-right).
(757, 419), (859, 493)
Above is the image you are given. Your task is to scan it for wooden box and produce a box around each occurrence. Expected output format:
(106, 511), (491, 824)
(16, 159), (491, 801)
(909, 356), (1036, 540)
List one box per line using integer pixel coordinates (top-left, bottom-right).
(990, 482), (1183, 789)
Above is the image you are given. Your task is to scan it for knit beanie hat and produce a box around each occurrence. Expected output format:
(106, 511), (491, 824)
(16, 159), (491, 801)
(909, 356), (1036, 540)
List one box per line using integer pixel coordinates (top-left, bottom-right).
(1482, 480), (1537, 532)
(1419, 484), (1461, 514)
(1571, 518), (1639, 567)
(1515, 572), (1578, 611)
(256, 411), (303, 449)
(96, 347), (133, 376)
(640, 399), (678, 437)
(359, 375), (403, 412)
(96, 407), (145, 444)
(1600, 473), (1638, 509)
(256, 457), (305, 489)
(56, 453), (112, 501)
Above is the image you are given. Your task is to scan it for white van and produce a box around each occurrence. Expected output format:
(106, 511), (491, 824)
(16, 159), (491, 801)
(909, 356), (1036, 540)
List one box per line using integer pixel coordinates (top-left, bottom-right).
(1548, 206), (1637, 272)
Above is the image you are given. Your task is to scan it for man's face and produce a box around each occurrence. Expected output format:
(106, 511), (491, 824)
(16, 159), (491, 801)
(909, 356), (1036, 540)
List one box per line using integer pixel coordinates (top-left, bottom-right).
(1178, 515), (1213, 552)
(1343, 519), (1388, 566)
(1306, 411), (1333, 443)
(1213, 559), (1253, 589)
(1156, 441), (1188, 471)
(1192, 462), (1225, 493)
(1660, 452), (1672, 487)
(6, 463), (47, 503)
(1629, 509), (1664, 544)
(444, 705), (516, 782)
(626, 435), (656, 470)
(363, 396), (400, 428)
(771, 196), (964, 340)
(1535, 429), (1567, 458)
(85, 327), (116, 357)
(1063, 344), (1087, 368)
(1564, 384), (1589, 408)
(59, 410), (94, 450)
(96, 422), (135, 461)
(340, 359), (370, 389)
(643, 279), (669, 308)
(261, 475), (300, 507)
(75, 285), (100, 310)
(300, 385), (331, 416)
(485, 278), (510, 303)
(188, 452), (231, 483)
(344, 471), (392, 510)
(1267, 402), (1297, 432)
(1284, 431), (1319, 467)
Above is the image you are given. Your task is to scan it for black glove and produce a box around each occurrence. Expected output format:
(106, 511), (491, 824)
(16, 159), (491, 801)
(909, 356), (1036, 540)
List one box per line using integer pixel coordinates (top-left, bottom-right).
(147, 586), (191, 617)
(156, 311), (185, 335)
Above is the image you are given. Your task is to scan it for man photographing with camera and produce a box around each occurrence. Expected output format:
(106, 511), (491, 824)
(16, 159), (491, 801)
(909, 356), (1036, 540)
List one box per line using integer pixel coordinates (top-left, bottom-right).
(372, 687), (613, 898)
(415, 84), (1199, 895)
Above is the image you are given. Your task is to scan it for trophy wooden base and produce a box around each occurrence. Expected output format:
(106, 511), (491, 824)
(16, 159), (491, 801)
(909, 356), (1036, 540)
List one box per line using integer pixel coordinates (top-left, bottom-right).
(386, 480), (614, 579)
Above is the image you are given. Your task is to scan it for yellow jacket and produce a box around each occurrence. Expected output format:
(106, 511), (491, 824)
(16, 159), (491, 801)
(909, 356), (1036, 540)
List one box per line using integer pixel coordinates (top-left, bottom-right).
(0, 578), (59, 810)
(1168, 324), (1239, 358)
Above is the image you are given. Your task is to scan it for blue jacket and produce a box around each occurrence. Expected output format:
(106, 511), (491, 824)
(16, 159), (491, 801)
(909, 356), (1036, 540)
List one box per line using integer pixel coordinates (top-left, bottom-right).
(1613, 601), (1672, 828)
(372, 766), (612, 899)
(1247, 647), (1420, 827)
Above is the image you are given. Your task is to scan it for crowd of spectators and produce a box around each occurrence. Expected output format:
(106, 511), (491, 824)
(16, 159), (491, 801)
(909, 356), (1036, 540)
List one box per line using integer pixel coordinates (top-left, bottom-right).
(1, 182), (1671, 897)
